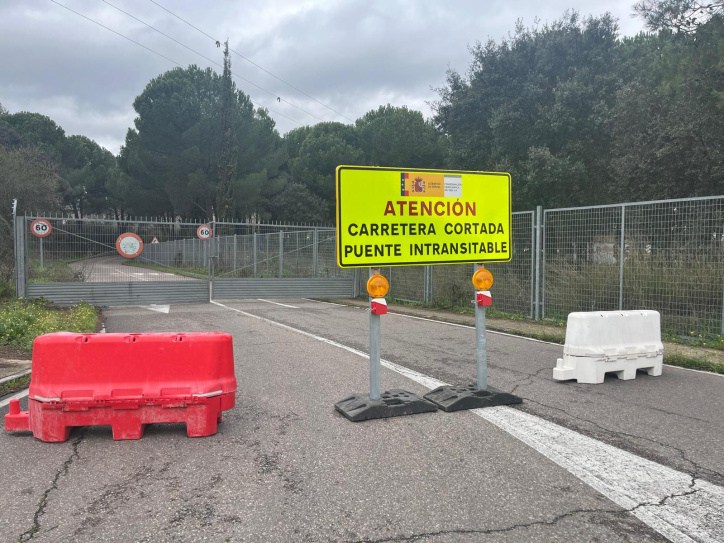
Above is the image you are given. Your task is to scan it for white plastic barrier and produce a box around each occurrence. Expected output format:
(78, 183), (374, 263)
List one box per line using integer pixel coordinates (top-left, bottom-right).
(553, 310), (663, 384)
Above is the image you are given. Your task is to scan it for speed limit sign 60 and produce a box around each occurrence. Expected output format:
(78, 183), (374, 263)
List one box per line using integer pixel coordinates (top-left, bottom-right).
(30, 219), (52, 238)
(197, 224), (213, 240)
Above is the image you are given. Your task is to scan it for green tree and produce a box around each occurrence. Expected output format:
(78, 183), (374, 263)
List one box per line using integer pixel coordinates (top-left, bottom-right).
(355, 105), (446, 168)
(0, 146), (63, 289)
(269, 182), (329, 224)
(288, 122), (363, 216)
(634, 0), (723, 33)
(61, 135), (116, 218)
(1, 112), (66, 164)
(609, 16), (724, 199)
(128, 64), (280, 220)
(434, 12), (621, 209)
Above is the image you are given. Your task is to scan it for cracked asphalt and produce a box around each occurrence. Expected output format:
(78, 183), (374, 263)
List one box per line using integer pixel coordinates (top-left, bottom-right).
(1, 299), (722, 541)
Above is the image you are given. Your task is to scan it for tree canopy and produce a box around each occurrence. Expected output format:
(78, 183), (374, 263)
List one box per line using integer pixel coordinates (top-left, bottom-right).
(2, 3), (722, 222)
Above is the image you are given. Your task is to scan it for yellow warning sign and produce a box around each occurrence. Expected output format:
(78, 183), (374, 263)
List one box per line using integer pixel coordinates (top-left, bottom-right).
(336, 166), (511, 267)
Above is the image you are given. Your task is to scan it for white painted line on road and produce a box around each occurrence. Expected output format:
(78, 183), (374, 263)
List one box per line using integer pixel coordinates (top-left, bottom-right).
(147, 304), (171, 314)
(303, 299), (351, 307)
(0, 388), (29, 409)
(256, 299), (299, 309)
(211, 300), (724, 543)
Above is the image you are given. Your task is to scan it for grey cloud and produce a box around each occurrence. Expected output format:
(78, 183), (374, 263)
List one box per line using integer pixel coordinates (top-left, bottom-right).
(1, 0), (646, 153)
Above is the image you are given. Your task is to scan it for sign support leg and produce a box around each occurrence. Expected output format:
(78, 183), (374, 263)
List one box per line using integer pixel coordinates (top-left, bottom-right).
(39, 237), (44, 271)
(369, 297), (381, 400)
(334, 267), (437, 422)
(423, 263), (522, 412)
(369, 268), (381, 400)
(476, 301), (487, 391)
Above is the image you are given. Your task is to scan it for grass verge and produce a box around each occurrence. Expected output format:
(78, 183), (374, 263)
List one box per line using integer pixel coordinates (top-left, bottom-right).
(0, 298), (98, 351)
(663, 354), (724, 375)
(0, 374), (31, 396)
(28, 259), (84, 283)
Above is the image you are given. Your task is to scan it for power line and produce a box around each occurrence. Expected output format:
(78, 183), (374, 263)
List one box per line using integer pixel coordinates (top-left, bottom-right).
(145, 0), (401, 164)
(147, 0), (358, 125)
(51, 0), (301, 126)
(101, 0), (328, 125)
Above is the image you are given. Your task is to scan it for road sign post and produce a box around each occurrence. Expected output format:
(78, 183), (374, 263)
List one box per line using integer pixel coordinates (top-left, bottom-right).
(368, 268), (381, 401)
(424, 264), (522, 411)
(475, 266), (488, 391)
(335, 267), (437, 422)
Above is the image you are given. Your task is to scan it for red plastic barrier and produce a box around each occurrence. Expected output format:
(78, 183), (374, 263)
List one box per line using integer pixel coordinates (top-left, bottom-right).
(4, 332), (236, 442)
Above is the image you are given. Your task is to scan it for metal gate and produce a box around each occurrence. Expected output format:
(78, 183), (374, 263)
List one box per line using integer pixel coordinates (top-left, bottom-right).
(14, 216), (355, 306)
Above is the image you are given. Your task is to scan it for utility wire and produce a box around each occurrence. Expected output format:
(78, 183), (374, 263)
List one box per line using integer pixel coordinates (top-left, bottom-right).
(51, 0), (301, 125)
(145, 0), (401, 164)
(148, 0), (358, 125)
(101, 0), (328, 124)
(105, 0), (403, 170)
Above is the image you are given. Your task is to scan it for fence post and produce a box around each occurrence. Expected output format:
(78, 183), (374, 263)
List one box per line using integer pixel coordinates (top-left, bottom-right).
(721, 279), (724, 337)
(423, 266), (432, 304)
(233, 234), (237, 273)
(278, 231), (283, 278)
(530, 211), (535, 319)
(14, 212), (27, 298)
(313, 228), (319, 277)
(534, 206), (542, 320)
(619, 205), (626, 311)
(353, 268), (360, 298)
(253, 232), (258, 276)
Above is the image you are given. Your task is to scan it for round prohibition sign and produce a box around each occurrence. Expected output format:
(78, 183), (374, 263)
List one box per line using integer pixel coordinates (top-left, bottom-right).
(197, 224), (213, 240)
(116, 232), (144, 259)
(30, 219), (52, 238)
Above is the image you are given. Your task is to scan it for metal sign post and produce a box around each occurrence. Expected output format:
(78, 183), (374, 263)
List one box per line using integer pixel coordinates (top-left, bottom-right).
(424, 263), (522, 412)
(334, 267), (437, 422)
(368, 267), (381, 401)
(474, 264), (488, 391)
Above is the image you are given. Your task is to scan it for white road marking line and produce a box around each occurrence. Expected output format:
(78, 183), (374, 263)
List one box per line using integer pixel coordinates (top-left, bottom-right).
(302, 299), (350, 307)
(211, 300), (724, 542)
(256, 299), (299, 309)
(147, 304), (171, 314)
(0, 388), (30, 409)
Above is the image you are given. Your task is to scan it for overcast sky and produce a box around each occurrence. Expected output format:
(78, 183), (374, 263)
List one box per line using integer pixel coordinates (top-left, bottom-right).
(0, 1), (647, 155)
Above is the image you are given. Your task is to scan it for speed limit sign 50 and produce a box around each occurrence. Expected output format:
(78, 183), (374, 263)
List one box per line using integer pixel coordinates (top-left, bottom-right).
(197, 225), (213, 240)
(30, 219), (52, 238)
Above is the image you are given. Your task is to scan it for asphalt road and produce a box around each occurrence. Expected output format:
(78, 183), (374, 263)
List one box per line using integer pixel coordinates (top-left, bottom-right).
(69, 256), (195, 282)
(1, 299), (723, 542)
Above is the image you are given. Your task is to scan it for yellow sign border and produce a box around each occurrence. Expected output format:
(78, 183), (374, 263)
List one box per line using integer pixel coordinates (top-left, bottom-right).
(336, 165), (512, 268)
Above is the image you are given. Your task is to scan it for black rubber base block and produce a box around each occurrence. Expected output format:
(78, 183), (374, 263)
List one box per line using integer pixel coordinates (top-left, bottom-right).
(335, 389), (438, 422)
(424, 384), (522, 412)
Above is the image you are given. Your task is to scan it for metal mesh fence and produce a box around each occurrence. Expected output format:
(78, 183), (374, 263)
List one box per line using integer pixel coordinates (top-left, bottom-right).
(25, 217), (208, 283)
(19, 195), (724, 339)
(543, 196), (724, 338)
(432, 211), (534, 316)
